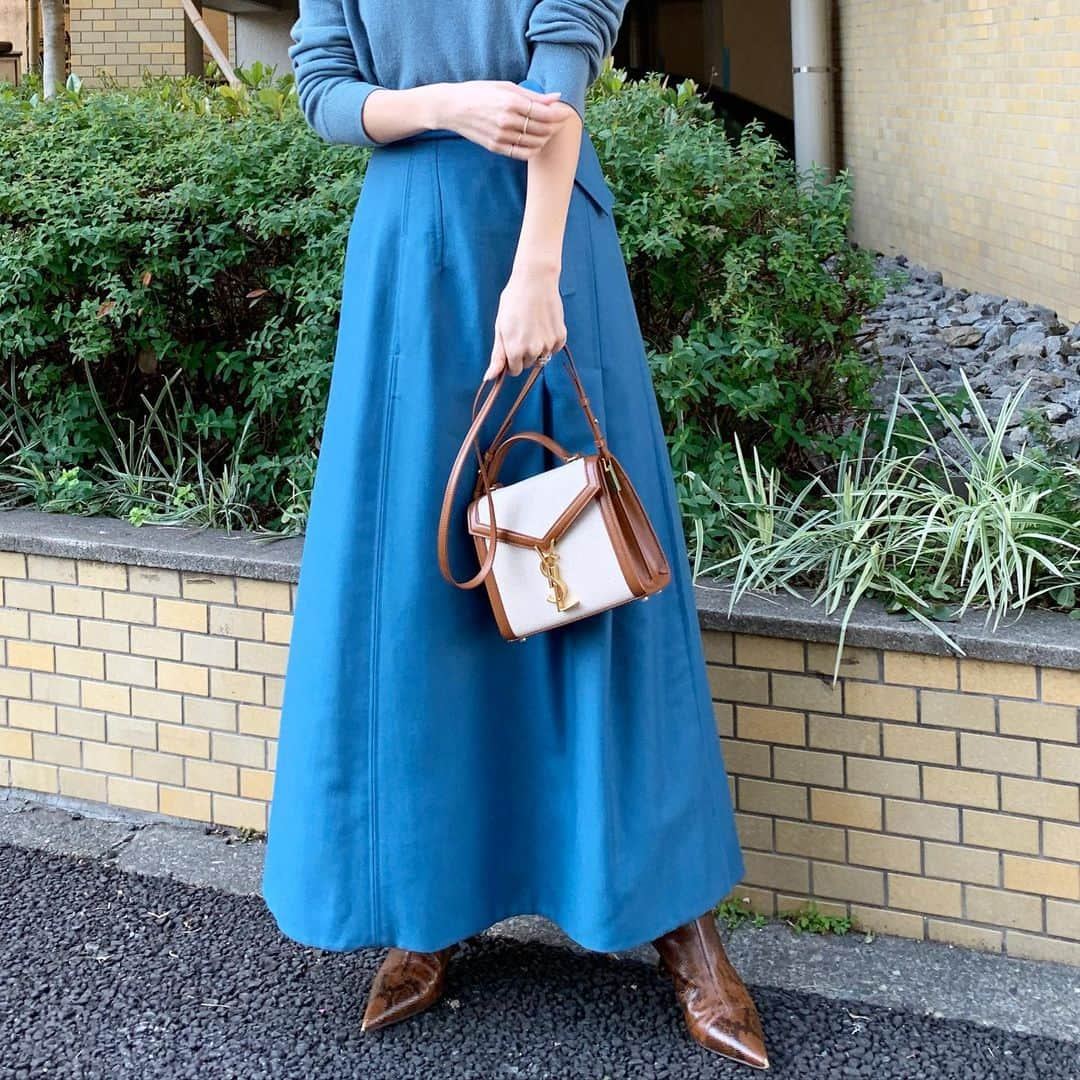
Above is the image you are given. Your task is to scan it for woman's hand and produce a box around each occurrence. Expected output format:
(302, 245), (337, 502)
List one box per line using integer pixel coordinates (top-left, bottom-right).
(436, 81), (573, 159)
(485, 261), (567, 380)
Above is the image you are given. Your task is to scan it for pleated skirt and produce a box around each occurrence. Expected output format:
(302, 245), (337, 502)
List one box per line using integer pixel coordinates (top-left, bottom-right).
(260, 110), (745, 955)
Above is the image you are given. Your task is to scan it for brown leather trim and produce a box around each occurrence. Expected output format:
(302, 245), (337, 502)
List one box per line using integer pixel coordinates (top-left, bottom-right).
(607, 454), (671, 591)
(472, 534), (516, 639)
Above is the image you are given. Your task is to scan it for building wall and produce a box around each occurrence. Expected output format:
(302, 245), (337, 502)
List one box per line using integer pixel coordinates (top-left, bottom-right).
(1, 547), (1078, 964)
(68, 0), (187, 83)
(835, 0), (1080, 323)
(0, 0), (28, 82)
(233, 7), (295, 78)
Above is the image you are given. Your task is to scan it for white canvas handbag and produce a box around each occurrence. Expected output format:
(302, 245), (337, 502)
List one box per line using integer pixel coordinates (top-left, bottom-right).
(437, 345), (671, 640)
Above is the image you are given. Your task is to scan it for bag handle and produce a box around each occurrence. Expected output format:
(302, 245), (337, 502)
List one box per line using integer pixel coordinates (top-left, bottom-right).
(436, 344), (610, 590)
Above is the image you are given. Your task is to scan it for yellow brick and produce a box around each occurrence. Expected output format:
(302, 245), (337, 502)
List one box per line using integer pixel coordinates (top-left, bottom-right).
(128, 566), (181, 596)
(59, 768), (108, 802)
(1002, 776), (1079, 822)
(714, 701), (734, 738)
(265, 677), (283, 708)
(184, 696), (236, 731)
(807, 716), (878, 757)
(850, 906), (925, 940)
(0, 729), (33, 758)
(724, 887), (775, 918)
(182, 633), (236, 669)
(848, 830), (921, 873)
(888, 874), (962, 918)
(3, 579), (53, 611)
(27, 554), (77, 583)
(924, 842), (1000, 886)
(77, 560), (128, 590)
(1046, 900), (1080, 942)
(130, 688), (181, 724)
(158, 723), (210, 758)
(57, 707), (105, 741)
(53, 585), (104, 618)
(29, 612), (80, 646)
(212, 731), (265, 769)
(240, 767), (274, 802)
(702, 631), (733, 665)
(885, 798), (959, 842)
(806, 642), (879, 681)
(209, 605), (263, 640)
(0, 551), (27, 577)
(883, 651), (958, 690)
(10, 760), (58, 793)
(235, 578), (291, 611)
(1044, 823), (1080, 862)
(927, 919), (1003, 954)
(102, 591), (155, 625)
(846, 682), (917, 723)
(962, 809), (1040, 854)
(156, 598), (208, 633)
(9, 700), (56, 733)
(78, 619), (129, 653)
(1003, 855), (1080, 900)
(743, 851), (810, 893)
(737, 778), (808, 820)
(966, 885), (1043, 931)
(772, 673), (842, 714)
(960, 658), (1037, 699)
(210, 669), (263, 705)
(773, 747), (843, 788)
(775, 820), (846, 862)
(923, 767), (999, 809)
(263, 612), (293, 645)
(721, 740), (771, 778)
(7, 640), (55, 672)
(1042, 669), (1080, 708)
(1005, 932), (1080, 966)
(1042, 744), (1080, 784)
(105, 652), (157, 689)
(106, 714), (157, 749)
(83, 741), (132, 775)
(0, 607), (29, 637)
(212, 793), (266, 831)
(160, 785), (212, 822)
(133, 749), (184, 785)
(81, 680), (130, 715)
(236, 641), (288, 676)
(708, 666), (770, 704)
(734, 634), (805, 672)
(882, 724), (957, 765)
(238, 704), (278, 739)
(811, 789), (882, 830)
(186, 758), (237, 794)
(847, 757), (920, 798)
(33, 733), (82, 768)
(108, 775), (158, 812)
(157, 661), (209, 696)
(813, 862), (885, 905)
(998, 699), (1077, 744)
(736, 706), (806, 746)
(960, 733), (1038, 777)
(919, 690), (996, 732)
(181, 573), (235, 604)
(130, 626), (182, 660)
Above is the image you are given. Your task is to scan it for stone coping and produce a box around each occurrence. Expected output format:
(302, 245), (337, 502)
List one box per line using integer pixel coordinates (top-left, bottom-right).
(2, 507), (1078, 671)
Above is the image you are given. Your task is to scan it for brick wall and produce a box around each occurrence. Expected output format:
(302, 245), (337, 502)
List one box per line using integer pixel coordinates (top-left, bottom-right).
(68, 0), (188, 83)
(835, 1), (1080, 323)
(1, 547), (1078, 963)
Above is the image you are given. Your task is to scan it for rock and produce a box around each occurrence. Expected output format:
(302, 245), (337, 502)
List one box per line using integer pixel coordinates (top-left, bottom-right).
(942, 326), (985, 348)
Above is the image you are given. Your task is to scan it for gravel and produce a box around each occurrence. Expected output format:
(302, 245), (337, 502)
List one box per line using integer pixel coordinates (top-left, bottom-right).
(1, 843), (1076, 1079)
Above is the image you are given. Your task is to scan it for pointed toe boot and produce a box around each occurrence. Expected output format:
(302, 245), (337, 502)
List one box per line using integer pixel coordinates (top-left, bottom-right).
(360, 944), (458, 1032)
(652, 912), (769, 1070)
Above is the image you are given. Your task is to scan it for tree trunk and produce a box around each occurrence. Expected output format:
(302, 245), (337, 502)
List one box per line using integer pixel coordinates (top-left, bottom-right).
(40, 0), (66, 97)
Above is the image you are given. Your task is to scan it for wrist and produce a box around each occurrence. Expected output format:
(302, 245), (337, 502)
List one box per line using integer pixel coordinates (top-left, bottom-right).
(416, 82), (454, 132)
(511, 254), (561, 280)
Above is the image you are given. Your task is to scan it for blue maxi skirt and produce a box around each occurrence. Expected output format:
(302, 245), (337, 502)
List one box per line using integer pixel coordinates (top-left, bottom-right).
(261, 107), (745, 955)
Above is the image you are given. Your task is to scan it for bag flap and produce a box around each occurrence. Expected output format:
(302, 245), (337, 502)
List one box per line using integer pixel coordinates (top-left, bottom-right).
(468, 456), (601, 546)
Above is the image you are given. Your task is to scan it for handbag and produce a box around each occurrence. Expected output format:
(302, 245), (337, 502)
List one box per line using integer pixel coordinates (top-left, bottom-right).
(436, 344), (672, 641)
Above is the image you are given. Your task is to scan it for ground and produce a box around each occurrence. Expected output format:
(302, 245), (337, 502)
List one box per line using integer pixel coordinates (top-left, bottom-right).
(1, 795), (1077, 1078)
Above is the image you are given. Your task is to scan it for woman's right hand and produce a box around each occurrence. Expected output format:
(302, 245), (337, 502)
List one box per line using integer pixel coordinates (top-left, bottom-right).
(434, 81), (573, 159)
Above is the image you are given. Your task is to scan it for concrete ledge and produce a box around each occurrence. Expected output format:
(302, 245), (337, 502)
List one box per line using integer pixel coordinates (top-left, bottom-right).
(2, 507), (1078, 670)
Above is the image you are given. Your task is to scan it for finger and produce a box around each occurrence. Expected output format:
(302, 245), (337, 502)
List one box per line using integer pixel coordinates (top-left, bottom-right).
(484, 333), (507, 381)
(507, 349), (524, 377)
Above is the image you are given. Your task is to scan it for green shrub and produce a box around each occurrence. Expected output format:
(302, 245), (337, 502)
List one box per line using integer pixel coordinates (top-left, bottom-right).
(0, 66), (881, 534)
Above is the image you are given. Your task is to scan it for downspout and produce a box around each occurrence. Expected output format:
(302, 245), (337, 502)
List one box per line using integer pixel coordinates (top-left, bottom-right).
(790, 0), (836, 177)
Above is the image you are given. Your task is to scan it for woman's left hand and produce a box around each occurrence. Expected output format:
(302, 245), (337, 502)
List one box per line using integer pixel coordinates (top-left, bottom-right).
(485, 261), (567, 380)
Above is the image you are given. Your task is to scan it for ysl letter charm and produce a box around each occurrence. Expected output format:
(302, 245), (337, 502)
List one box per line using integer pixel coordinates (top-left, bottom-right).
(535, 539), (579, 613)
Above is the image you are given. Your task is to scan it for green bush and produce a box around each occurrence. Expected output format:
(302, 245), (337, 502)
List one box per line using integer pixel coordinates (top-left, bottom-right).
(0, 67), (882, 535)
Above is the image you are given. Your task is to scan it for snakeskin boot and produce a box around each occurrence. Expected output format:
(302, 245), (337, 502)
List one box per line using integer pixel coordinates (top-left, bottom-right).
(360, 944), (458, 1032)
(652, 912), (769, 1069)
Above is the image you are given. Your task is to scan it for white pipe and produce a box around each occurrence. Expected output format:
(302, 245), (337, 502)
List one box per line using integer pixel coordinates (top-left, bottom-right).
(790, 0), (835, 177)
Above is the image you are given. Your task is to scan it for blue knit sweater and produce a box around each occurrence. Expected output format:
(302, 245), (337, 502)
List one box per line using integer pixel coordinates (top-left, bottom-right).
(288, 0), (628, 147)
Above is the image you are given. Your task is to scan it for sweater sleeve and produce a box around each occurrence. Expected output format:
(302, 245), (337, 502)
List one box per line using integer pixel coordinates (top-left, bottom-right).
(524, 0), (628, 121)
(288, 0), (384, 147)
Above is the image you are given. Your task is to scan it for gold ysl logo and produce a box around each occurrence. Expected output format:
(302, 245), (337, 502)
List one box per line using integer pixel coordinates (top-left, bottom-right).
(535, 539), (579, 613)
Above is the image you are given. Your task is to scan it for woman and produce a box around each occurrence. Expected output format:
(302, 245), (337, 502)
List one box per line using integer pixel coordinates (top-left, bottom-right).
(261, 0), (768, 1069)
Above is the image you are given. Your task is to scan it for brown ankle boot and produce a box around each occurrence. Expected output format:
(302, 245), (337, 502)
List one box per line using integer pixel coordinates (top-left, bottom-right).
(360, 944), (458, 1032)
(652, 912), (769, 1070)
